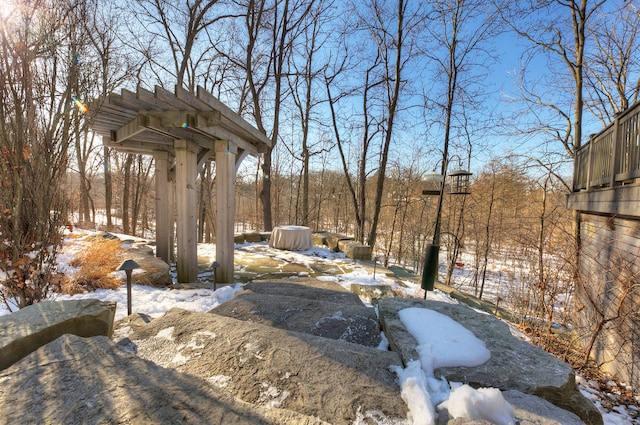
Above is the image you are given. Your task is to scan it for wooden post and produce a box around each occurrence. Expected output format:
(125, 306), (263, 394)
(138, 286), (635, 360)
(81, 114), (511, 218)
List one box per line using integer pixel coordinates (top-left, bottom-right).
(174, 139), (199, 283)
(169, 166), (175, 263)
(610, 112), (622, 188)
(154, 151), (171, 263)
(586, 135), (594, 190)
(215, 140), (237, 283)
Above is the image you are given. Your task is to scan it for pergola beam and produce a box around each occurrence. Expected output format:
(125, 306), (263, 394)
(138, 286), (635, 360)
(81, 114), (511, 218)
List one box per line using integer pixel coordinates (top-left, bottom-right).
(114, 116), (148, 143)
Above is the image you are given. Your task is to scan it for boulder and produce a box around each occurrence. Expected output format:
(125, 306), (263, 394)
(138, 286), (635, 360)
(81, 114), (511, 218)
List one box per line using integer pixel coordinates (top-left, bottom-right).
(338, 240), (372, 260)
(503, 390), (586, 425)
(127, 308), (406, 424)
(351, 284), (396, 303)
(210, 290), (381, 347)
(121, 245), (172, 287)
(0, 299), (116, 371)
(378, 298), (602, 425)
(436, 390), (585, 424)
(325, 233), (353, 252)
(0, 334), (329, 425)
(243, 232), (263, 243)
(312, 231), (331, 246)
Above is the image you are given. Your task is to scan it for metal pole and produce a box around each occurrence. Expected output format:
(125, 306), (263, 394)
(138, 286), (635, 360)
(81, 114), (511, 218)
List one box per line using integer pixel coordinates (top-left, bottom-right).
(422, 159), (447, 298)
(211, 261), (220, 291)
(126, 269), (132, 316)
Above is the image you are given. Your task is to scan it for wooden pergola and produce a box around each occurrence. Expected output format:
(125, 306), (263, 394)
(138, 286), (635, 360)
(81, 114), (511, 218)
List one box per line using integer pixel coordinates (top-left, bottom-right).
(90, 85), (271, 284)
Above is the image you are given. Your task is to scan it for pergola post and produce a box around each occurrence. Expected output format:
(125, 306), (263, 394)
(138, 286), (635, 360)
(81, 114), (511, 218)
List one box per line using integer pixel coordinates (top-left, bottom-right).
(154, 151), (171, 263)
(215, 140), (237, 283)
(174, 139), (199, 283)
(169, 172), (175, 263)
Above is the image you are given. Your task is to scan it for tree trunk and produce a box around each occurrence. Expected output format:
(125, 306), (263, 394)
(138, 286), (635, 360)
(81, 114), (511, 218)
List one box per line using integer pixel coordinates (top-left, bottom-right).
(368, 0), (405, 249)
(260, 149), (273, 231)
(479, 176), (496, 300)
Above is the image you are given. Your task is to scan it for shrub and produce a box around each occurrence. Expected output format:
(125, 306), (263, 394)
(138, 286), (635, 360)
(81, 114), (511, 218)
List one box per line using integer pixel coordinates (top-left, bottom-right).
(66, 237), (123, 294)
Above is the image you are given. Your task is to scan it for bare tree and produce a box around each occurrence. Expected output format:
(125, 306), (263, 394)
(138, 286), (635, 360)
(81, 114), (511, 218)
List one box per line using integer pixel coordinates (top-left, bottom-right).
(244, 0), (316, 231)
(285, 0), (335, 226)
(129, 0), (238, 91)
(499, 1), (608, 330)
(584, 4), (640, 124)
(500, 0), (607, 160)
(82, 0), (142, 229)
(0, 1), (81, 309)
(421, 0), (498, 246)
(324, 0), (415, 245)
(364, 0), (410, 248)
(121, 153), (134, 235)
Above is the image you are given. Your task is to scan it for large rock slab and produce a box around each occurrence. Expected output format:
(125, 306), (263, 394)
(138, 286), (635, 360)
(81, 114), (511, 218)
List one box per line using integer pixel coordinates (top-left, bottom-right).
(126, 308), (406, 424)
(0, 299), (116, 371)
(213, 285), (380, 347)
(0, 334), (328, 425)
(378, 298), (602, 425)
(244, 279), (364, 306)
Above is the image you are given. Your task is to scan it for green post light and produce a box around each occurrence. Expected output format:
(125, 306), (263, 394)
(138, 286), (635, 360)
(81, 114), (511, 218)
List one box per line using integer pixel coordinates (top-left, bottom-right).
(421, 243), (440, 295)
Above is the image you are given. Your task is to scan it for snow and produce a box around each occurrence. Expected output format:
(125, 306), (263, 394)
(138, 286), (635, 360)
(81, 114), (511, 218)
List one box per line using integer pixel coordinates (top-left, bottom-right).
(399, 307), (491, 370)
(49, 282), (244, 321)
(0, 231), (636, 424)
(441, 384), (515, 425)
(391, 308), (513, 424)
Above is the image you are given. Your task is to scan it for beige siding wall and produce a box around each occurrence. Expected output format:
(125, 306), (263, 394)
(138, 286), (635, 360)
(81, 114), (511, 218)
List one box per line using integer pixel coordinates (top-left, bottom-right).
(575, 213), (640, 389)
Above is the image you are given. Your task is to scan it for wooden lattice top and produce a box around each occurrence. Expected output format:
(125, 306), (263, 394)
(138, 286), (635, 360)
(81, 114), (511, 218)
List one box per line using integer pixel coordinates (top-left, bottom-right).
(90, 85), (271, 159)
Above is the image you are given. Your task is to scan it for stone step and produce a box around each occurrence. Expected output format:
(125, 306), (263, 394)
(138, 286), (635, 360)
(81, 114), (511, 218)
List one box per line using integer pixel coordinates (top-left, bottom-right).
(210, 290), (381, 347)
(126, 308), (406, 425)
(243, 278), (364, 306)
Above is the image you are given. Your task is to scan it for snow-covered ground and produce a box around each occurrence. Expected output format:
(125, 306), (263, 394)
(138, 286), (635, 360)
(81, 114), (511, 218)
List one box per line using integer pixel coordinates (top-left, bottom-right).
(0, 230), (637, 424)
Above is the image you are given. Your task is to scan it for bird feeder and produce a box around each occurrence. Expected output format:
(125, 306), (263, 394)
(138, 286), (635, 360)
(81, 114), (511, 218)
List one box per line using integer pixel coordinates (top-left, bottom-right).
(422, 173), (444, 196)
(116, 259), (140, 316)
(449, 169), (472, 195)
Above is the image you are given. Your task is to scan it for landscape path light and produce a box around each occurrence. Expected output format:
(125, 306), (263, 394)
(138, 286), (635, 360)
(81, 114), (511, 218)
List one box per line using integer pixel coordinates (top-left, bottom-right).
(116, 259), (140, 316)
(373, 256), (378, 280)
(210, 261), (220, 290)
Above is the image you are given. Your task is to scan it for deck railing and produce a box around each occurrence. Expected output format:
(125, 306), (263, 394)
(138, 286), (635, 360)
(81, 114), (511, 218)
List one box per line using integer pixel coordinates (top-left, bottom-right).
(573, 101), (640, 192)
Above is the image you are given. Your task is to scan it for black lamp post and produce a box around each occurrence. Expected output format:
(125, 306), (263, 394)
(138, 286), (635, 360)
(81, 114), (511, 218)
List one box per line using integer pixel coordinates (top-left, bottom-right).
(421, 167), (471, 298)
(116, 259), (140, 316)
